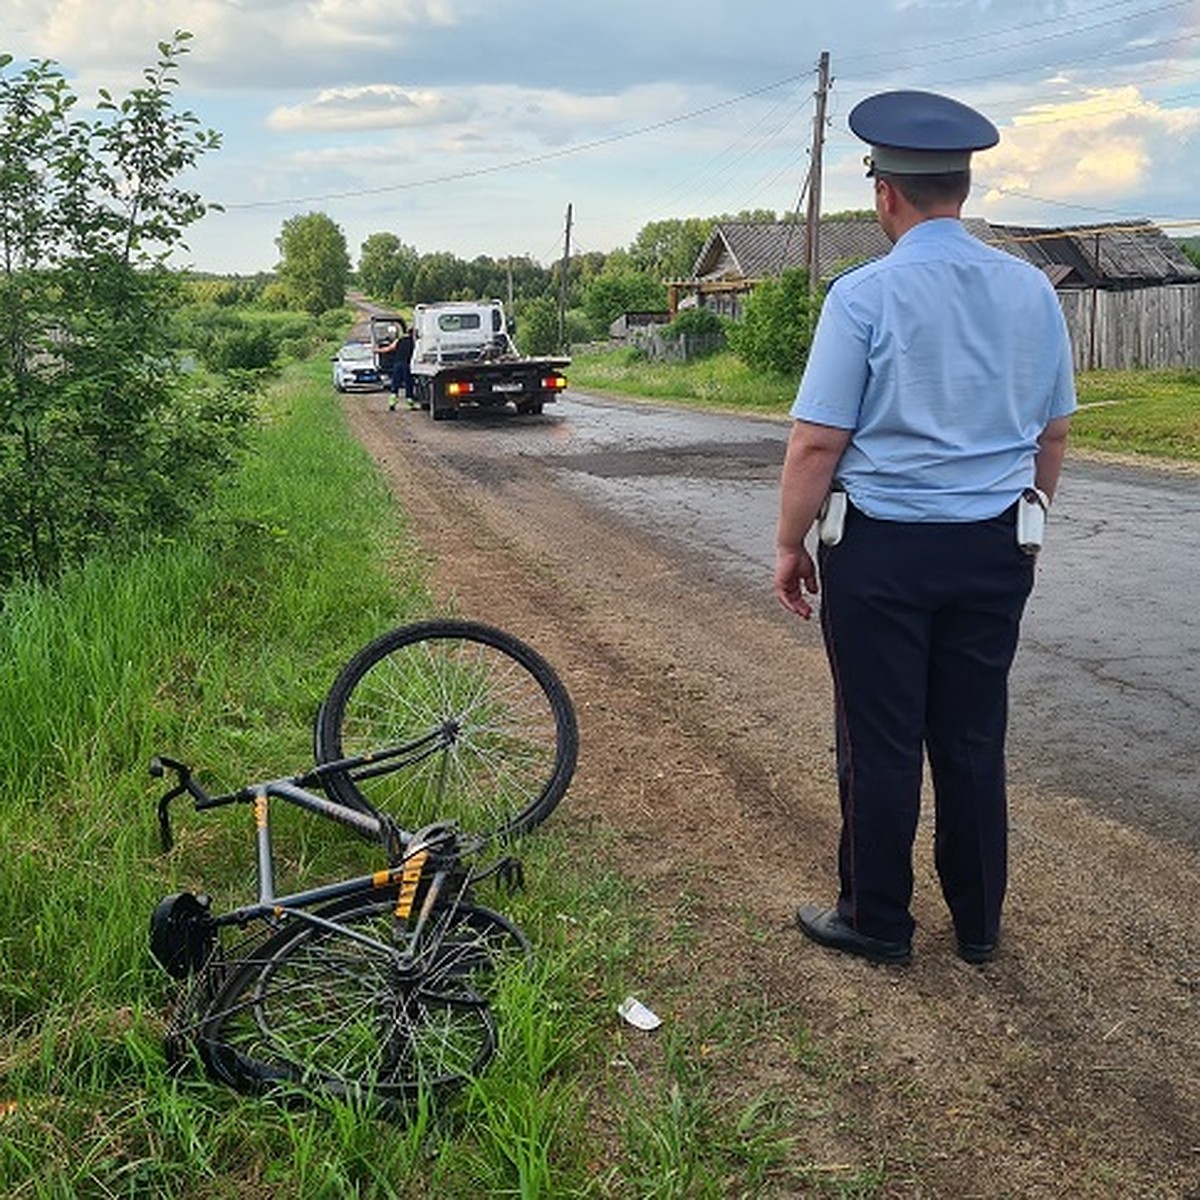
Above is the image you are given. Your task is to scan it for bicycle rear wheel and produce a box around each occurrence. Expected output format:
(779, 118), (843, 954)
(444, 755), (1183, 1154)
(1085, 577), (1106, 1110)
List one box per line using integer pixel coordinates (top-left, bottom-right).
(181, 893), (529, 1114)
(315, 621), (577, 841)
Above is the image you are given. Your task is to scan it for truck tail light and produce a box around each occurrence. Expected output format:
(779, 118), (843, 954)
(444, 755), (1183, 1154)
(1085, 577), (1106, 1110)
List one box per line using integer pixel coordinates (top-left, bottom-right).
(447, 380), (475, 397)
(541, 375), (567, 391)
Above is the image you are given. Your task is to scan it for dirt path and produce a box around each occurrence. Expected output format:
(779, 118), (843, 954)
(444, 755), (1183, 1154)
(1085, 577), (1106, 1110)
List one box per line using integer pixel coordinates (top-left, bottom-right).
(343, 396), (1200, 1197)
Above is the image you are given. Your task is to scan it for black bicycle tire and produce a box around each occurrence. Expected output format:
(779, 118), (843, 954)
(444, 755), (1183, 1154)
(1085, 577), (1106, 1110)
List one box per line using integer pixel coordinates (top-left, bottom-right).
(186, 894), (528, 1113)
(314, 620), (578, 841)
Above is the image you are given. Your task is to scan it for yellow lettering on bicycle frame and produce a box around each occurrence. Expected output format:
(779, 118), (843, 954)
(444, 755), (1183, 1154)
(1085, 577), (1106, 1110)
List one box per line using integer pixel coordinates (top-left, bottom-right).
(394, 849), (429, 920)
(254, 790), (268, 828)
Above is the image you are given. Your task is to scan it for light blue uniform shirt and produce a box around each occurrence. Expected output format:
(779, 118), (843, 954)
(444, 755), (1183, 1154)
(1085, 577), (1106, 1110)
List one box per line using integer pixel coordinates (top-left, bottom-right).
(792, 218), (1077, 521)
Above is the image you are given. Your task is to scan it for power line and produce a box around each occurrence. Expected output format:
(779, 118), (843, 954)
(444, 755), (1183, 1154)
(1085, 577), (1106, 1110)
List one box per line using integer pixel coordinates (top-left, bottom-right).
(635, 81), (813, 221)
(218, 0), (1195, 214)
(220, 75), (810, 211)
(835, 0), (1191, 75)
(210, 0), (1198, 254)
(934, 30), (1200, 99)
(976, 180), (1200, 229)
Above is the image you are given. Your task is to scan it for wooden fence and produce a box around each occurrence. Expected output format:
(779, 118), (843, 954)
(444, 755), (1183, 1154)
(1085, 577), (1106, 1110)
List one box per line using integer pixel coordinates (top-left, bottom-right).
(628, 327), (727, 363)
(622, 282), (1200, 371)
(1058, 285), (1200, 371)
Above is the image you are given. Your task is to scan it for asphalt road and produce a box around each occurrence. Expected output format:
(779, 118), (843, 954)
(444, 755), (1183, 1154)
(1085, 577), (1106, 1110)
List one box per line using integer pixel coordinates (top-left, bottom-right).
(421, 388), (1199, 852)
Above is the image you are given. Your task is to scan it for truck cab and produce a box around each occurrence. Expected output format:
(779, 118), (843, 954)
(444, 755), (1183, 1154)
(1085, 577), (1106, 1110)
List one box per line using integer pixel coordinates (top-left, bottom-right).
(411, 300), (513, 366)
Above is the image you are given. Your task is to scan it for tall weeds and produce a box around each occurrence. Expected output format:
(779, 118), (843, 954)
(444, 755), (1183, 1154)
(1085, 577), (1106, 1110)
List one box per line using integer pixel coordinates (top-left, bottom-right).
(0, 358), (809, 1198)
(0, 361), (434, 1194)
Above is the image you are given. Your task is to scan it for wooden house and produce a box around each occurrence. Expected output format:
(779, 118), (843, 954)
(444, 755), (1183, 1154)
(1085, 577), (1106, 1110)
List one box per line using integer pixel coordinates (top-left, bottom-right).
(677, 217), (992, 320)
(675, 218), (1200, 369)
(991, 222), (1200, 368)
(989, 220), (1200, 290)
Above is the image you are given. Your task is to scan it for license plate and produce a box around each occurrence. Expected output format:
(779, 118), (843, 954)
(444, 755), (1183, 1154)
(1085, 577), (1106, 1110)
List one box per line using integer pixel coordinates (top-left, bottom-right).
(491, 381), (524, 393)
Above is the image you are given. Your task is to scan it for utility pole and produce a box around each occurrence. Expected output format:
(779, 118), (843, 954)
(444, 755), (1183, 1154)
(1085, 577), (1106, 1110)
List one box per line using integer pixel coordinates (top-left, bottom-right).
(804, 51), (831, 297)
(558, 203), (572, 352)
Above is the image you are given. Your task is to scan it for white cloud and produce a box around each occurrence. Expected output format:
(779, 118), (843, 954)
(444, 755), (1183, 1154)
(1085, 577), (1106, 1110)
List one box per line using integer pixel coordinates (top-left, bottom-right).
(6, 0), (1197, 269)
(979, 85), (1200, 209)
(299, 0), (460, 44)
(268, 83), (463, 132)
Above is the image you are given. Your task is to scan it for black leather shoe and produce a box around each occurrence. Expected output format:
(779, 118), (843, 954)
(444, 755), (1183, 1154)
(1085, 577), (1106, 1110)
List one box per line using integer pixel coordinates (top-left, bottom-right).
(796, 905), (912, 966)
(957, 940), (997, 965)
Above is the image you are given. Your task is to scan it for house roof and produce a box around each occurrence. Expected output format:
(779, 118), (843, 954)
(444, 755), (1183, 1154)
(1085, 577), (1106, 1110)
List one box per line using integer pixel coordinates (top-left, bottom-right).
(689, 218), (1200, 289)
(692, 217), (996, 284)
(691, 220), (887, 284)
(987, 221), (1200, 287)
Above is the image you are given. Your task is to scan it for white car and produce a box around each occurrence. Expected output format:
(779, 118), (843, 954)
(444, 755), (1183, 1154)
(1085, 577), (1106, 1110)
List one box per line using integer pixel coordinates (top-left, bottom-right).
(332, 342), (382, 391)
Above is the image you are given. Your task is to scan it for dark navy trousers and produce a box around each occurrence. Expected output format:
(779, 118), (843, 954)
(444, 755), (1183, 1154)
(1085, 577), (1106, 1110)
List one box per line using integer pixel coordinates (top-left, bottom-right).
(817, 504), (1035, 947)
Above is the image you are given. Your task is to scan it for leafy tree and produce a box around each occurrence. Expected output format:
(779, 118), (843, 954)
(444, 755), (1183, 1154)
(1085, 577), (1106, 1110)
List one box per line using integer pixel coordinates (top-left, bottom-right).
(411, 251), (472, 303)
(726, 267), (819, 377)
(358, 232), (418, 303)
(581, 272), (668, 336)
(628, 217), (713, 280)
(276, 212), (351, 314)
(464, 255), (508, 302)
(177, 305), (292, 372)
(0, 33), (253, 586)
(513, 295), (560, 355)
(664, 307), (725, 337)
(503, 254), (554, 305)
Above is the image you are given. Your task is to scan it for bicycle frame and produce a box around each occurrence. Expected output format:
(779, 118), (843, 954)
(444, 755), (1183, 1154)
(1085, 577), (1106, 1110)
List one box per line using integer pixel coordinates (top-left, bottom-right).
(152, 747), (475, 969)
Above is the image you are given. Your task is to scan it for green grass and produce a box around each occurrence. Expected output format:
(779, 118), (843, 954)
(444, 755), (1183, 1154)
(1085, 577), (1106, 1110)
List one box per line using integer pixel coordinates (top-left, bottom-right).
(568, 345), (795, 416)
(4, 353), (877, 1198)
(1072, 368), (1200, 460)
(568, 345), (1200, 461)
(7, 340), (1189, 1196)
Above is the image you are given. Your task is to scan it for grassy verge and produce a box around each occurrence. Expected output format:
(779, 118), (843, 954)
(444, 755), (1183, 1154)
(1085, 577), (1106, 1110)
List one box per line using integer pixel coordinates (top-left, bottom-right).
(16, 340), (1180, 1196)
(567, 345), (1200, 461)
(2, 357), (837, 1198)
(567, 345), (794, 417)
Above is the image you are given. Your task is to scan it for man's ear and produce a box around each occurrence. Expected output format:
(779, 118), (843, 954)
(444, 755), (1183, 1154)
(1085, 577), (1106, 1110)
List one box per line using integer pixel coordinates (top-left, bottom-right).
(877, 179), (899, 216)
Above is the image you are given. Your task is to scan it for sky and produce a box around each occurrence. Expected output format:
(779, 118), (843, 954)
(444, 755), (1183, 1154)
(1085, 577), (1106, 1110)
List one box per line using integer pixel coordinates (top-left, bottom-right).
(3, 0), (1199, 274)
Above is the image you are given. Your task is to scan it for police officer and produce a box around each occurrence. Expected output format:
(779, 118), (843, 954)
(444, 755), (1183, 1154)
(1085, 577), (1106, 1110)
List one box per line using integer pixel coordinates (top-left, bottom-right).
(774, 90), (1075, 966)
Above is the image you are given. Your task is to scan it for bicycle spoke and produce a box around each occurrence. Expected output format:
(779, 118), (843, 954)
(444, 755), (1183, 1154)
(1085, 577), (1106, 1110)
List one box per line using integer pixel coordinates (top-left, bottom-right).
(176, 896), (526, 1112)
(316, 621), (576, 840)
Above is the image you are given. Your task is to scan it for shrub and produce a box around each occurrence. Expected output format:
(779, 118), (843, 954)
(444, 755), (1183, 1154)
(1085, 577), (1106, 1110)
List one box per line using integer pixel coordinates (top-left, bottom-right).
(727, 268), (819, 376)
(663, 307), (725, 339)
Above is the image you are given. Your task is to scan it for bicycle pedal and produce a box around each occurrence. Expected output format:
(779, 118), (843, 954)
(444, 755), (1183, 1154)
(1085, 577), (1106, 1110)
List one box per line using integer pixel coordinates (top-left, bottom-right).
(496, 856), (525, 894)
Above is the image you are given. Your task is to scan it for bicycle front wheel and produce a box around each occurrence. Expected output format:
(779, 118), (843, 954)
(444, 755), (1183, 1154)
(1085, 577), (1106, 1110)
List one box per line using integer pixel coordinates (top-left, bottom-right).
(187, 895), (529, 1113)
(315, 621), (578, 841)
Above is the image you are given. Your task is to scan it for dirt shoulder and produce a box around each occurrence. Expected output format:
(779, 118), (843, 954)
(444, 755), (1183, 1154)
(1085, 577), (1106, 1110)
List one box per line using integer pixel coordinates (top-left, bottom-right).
(343, 396), (1200, 1197)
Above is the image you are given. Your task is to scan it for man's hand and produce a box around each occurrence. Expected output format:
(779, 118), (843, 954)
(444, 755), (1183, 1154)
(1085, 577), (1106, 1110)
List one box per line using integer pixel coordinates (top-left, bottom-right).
(773, 420), (850, 621)
(775, 544), (819, 620)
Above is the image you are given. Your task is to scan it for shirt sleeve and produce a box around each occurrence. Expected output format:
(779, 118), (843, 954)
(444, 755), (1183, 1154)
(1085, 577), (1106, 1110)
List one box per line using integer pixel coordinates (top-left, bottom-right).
(790, 284), (870, 429)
